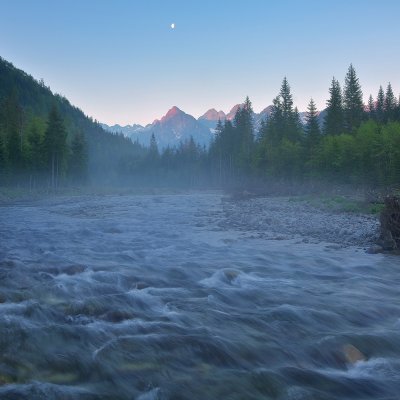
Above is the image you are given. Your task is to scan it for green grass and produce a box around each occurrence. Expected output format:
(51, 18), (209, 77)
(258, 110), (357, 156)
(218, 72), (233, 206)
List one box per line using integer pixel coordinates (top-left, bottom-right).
(288, 194), (383, 215)
(367, 203), (385, 215)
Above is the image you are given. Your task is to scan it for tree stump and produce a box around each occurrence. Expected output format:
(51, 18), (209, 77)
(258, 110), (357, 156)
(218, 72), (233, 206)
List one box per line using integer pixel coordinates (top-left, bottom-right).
(379, 196), (400, 250)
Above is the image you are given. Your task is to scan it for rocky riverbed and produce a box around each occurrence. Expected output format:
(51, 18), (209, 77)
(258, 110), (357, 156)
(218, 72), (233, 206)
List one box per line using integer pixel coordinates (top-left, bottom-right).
(213, 195), (380, 249)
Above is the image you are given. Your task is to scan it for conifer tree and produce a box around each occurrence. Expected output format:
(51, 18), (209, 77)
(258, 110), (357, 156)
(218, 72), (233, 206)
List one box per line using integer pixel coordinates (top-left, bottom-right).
(385, 82), (396, 121)
(148, 133), (159, 160)
(281, 77), (293, 119)
(305, 98), (321, 148)
(262, 79), (302, 145)
(280, 78), (302, 142)
(324, 78), (344, 135)
(367, 95), (375, 118)
(293, 107), (303, 136)
(211, 118), (224, 182)
(233, 96), (254, 171)
(69, 132), (88, 183)
(265, 95), (284, 145)
(4, 91), (23, 172)
(376, 85), (385, 123)
(343, 64), (364, 132)
(215, 118), (223, 136)
(43, 105), (67, 189)
(27, 123), (43, 185)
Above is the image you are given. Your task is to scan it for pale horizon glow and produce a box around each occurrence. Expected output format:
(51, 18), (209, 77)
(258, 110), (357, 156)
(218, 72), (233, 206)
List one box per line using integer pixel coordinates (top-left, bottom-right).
(1, 0), (400, 126)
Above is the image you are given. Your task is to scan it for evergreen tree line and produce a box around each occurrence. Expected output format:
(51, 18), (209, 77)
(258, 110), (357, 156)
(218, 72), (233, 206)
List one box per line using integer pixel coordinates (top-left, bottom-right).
(2, 57), (399, 190)
(0, 57), (145, 188)
(0, 91), (88, 188)
(118, 134), (209, 187)
(207, 64), (400, 188)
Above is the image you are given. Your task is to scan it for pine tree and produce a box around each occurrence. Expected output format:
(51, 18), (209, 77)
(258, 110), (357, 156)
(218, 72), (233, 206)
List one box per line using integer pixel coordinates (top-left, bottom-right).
(324, 77), (344, 135)
(68, 132), (88, 183)
(212, 118), (224, 182)
(280, 77), (293, 120)
(305, 98), (321, 148)
(43, 105), (67, 189)
(375, 86), (385, 122)
(215, 118), (223, 137)
(148, 133), (159, 160)
(146, 132), (160, 178)
(367, 94), (375, 119)
(385, 82), (396, 122)
(265, 95), (284, 145)
(293, 107), (303, 136)
(233, 96), (254, 172)
(343, 64), (364, 132)
(376, 85), (385, 123)
(26, 122), (43, 186)
(261, 79), (302, 145)
(3, 91), (23, 173)
(280, 78), (302, 142)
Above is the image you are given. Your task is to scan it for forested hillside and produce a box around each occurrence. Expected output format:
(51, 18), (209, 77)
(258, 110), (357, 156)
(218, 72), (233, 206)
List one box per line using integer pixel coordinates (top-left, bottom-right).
(209, 65), (400, 189)
(0, 57), (144, 188)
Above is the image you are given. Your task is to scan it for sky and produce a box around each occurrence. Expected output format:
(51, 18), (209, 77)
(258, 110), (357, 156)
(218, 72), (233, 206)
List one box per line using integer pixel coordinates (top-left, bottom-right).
(1, 0), (400, 125)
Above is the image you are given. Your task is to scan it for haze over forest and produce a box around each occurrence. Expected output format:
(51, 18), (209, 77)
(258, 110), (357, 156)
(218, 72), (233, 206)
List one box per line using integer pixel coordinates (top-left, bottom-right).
(1, 56), (400, 191)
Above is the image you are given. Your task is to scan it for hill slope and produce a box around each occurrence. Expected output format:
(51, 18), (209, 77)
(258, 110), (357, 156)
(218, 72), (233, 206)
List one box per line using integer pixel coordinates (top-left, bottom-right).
(0, 57), (143, 183)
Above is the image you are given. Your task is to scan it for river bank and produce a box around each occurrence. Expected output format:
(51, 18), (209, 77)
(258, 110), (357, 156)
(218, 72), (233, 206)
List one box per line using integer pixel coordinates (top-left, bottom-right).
(1, 188), (382, 250)
(209, 194), (380, 249)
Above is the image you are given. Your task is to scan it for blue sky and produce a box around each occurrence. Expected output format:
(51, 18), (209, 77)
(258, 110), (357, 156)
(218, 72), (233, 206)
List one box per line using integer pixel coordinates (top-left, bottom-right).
(1, 0), (400, 125)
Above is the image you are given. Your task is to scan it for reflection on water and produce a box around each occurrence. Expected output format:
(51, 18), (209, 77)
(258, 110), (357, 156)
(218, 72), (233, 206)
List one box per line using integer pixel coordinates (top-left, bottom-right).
(0, 193), (399, 399)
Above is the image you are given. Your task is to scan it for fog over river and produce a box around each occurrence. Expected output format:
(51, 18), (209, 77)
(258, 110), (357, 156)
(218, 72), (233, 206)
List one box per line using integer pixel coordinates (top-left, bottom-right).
(0, 193), (399, 399)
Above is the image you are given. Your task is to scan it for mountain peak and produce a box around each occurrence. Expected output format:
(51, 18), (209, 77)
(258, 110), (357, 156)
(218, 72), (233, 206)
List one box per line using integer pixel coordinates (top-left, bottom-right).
(152, 106), (185, 124)
(199, 108), (226, 121)
(165, 106), (184, 118)
(226, 104), (243, 120)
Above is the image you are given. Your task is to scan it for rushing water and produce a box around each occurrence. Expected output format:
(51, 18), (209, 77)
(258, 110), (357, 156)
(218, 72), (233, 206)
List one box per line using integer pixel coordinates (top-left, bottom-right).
(0, 193), (399, 400)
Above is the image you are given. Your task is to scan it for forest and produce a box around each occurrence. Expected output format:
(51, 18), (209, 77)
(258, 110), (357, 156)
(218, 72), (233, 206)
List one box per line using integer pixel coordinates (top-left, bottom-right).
(1, 58), (400, 191)
(208, 66), (400, 189)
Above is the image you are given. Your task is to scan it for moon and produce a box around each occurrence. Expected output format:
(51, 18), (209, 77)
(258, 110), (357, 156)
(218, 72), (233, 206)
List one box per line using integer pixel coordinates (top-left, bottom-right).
(171, 23), (175, 29)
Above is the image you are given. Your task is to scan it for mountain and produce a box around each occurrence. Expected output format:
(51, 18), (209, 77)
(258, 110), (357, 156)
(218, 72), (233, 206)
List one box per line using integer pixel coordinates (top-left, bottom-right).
(100, 123), (145, 138)
(198, 109), (226, 130)
(101, 104), (292, 147)
(103, 106), (213, 149)
(150, 106), (212, 148)
(226, 104), (242, 121)
(197, 104), (275, 132)
(254, 105), (274, 127)
(102, 103), (328, 148)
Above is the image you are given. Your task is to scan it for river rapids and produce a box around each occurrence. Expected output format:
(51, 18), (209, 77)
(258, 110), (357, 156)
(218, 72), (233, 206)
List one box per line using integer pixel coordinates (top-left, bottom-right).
(0, 193), (399, 399)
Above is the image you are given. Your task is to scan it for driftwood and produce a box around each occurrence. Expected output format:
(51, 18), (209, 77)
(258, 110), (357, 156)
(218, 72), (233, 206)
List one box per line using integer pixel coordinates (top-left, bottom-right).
(379, 196), (400, 250)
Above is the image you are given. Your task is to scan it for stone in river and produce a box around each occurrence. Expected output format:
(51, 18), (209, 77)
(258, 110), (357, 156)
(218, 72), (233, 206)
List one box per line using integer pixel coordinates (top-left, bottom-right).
(342, 344), (366, 364)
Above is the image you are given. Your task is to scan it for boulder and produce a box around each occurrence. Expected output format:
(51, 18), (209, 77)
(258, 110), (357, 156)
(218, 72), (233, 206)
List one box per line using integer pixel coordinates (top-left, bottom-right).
(342, 344), (366, 364)
(366, 245), (383, 254)
(223, 269), (240, 282)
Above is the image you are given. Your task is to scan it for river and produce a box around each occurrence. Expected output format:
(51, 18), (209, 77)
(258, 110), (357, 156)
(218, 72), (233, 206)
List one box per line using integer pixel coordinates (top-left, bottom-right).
(0, 193), (399, 399)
